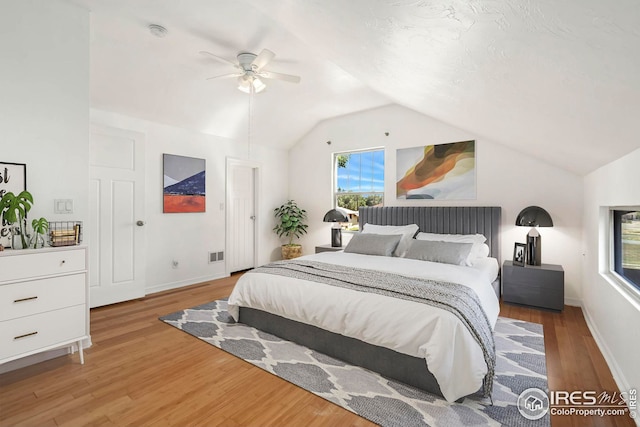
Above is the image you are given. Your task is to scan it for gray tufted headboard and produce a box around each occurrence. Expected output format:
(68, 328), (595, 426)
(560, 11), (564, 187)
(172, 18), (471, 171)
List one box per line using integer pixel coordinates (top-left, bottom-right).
(359, 206), (502, 261)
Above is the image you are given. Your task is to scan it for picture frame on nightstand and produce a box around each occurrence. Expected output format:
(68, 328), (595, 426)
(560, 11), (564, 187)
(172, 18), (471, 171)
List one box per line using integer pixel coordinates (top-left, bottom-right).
(513, 242), (526, 266)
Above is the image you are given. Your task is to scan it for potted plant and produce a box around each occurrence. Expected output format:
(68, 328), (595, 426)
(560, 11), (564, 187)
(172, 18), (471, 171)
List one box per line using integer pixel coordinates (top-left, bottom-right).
(30, 217), (49, 249)
(0, 190), (33, 249)
(273, 200), (308, 259)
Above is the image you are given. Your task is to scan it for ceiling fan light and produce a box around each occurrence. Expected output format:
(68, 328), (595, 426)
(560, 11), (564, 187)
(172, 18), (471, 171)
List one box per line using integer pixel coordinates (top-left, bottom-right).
(237, 76), (266, 94)
(237, 76), (250, 93)
(252, 78), (266, 93)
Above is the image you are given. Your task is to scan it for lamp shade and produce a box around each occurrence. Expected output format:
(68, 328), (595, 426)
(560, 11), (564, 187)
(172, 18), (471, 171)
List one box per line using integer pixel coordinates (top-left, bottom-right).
(237, 76), (266, 94)
(323, 209), (349, 223)
(515, 206), (553, 227)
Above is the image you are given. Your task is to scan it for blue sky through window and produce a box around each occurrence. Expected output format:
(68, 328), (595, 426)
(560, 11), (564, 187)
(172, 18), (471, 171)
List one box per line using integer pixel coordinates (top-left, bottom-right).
(336, 150), (384, 192)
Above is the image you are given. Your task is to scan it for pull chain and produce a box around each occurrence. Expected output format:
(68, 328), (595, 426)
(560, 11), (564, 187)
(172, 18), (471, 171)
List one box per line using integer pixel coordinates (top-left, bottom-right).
(247, 80), (254, 159)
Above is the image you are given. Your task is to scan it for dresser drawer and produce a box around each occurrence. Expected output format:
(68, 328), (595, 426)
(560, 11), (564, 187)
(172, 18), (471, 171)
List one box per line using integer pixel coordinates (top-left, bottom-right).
(502, 261), (564, 311)
(0, 248), (86, 282)
(0, 273), (86, 321)
(503, 280), (564, 310)
(0, 304), (86, 361)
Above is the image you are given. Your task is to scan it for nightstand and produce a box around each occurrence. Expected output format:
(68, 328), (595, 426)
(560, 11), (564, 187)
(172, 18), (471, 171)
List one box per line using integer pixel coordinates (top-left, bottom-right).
(315, 245), (344, 253)
(502, 260), (564, 311)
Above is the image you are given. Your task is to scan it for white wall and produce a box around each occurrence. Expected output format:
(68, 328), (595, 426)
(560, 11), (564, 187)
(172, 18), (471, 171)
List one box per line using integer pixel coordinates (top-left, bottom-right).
(90, 109), (288, 294)
(289, 104), (584, 304)
(0, 0), (89, 243)
(583, 147), (640, 398)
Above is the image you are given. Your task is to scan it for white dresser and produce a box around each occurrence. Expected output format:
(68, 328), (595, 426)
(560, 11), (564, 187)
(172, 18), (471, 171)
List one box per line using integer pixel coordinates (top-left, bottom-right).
(0, 246), (89, 366)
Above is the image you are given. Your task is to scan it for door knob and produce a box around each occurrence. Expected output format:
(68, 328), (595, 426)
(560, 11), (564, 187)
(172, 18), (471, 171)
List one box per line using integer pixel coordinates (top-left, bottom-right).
(136, 220), (145, 226)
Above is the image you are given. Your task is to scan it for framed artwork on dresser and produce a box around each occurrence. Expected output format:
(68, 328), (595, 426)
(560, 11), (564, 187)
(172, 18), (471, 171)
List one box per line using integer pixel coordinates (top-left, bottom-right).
(513, 242), (526, 267)
(0, 162), (27, 247)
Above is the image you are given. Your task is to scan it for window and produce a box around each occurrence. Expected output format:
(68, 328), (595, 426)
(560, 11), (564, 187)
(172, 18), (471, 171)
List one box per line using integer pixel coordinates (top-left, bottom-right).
(334, 149), (384, 219)
(613, 209), (640, 291)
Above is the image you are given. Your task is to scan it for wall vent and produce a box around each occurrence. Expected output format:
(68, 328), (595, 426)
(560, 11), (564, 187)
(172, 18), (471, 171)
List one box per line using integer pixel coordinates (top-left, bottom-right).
(209, 251), (224, 263)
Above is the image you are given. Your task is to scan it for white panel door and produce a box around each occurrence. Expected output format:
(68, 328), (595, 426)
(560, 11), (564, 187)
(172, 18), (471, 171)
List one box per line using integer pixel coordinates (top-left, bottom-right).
(228, 162), (256, 273)
(89, 125), (145, 308)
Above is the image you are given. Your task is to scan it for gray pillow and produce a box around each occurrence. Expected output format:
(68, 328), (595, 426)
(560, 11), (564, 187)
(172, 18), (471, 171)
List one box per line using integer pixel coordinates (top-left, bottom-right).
(344, 233), (402, 257)
(361, 223), (419, 257)
(404, 240), (474, 265)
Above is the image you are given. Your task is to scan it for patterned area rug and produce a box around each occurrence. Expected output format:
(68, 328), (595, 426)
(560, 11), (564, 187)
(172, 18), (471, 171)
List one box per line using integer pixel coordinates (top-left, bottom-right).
(160, 300), (549, 427)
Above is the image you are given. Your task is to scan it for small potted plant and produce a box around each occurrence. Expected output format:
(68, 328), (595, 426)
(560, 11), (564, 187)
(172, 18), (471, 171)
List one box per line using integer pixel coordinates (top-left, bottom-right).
(0, 190), (33, 249)
(273, 200), (308, 259)
(30, 217), (49, 249)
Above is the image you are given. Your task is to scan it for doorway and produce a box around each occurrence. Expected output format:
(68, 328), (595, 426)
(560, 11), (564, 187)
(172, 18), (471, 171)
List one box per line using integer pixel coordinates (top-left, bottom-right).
(226, 158), (259, 274)
(89, 124), (146, 308)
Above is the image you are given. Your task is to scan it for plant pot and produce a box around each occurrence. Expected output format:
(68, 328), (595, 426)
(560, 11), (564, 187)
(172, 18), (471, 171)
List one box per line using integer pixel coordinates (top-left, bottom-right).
(281, 244), (302, 260)
(10, 226), (29, 249)
(29, 233), (45, 249)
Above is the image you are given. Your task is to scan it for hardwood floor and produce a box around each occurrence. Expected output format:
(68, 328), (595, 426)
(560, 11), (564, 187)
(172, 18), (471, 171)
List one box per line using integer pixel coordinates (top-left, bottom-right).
(0, 274), (635, 426)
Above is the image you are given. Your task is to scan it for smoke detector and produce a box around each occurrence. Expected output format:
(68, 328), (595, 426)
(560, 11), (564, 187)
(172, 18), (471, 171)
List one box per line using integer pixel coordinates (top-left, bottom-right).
(148, 24), (168, 38)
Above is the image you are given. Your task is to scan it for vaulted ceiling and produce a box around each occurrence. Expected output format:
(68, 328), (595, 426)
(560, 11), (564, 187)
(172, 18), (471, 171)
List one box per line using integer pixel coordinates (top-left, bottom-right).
(70, 0), (640, 175)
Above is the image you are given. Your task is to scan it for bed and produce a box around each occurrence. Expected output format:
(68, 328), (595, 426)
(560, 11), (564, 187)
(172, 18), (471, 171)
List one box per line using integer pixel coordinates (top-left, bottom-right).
(228, 206), (501, 402)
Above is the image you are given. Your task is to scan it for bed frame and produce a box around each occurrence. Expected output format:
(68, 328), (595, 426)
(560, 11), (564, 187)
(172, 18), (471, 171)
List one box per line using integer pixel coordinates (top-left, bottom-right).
(239, 206), (501, 399)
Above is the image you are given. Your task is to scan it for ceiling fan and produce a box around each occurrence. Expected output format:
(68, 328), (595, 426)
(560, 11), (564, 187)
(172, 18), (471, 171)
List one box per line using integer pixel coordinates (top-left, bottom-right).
(199, 48), (301, 93)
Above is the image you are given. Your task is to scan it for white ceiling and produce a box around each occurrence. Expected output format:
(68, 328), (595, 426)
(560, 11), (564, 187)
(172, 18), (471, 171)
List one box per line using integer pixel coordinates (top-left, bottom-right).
(70, 0), (640, 175)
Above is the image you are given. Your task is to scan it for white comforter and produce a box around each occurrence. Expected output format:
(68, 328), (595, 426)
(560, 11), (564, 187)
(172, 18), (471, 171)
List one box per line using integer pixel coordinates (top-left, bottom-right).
(227, 252), (500, 402)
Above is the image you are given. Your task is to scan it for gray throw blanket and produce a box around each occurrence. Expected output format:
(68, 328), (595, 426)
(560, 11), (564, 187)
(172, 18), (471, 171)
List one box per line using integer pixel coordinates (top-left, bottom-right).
(249, 259), (495, 397)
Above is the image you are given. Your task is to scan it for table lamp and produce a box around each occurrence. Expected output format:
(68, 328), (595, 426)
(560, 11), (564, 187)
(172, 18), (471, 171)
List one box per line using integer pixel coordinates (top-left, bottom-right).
(323, 209), (349, 247)
(515, 206), (553, 266)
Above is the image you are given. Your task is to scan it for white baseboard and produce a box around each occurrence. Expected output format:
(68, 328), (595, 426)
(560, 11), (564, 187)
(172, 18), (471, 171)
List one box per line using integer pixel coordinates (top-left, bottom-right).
(145, 273), (229, 295)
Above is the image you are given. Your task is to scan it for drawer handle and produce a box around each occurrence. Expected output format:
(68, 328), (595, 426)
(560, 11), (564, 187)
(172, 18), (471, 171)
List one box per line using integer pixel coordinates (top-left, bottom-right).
(14, 331), (38, 340)
(13, 296), (38, 303)
(60, 260), (66, 266)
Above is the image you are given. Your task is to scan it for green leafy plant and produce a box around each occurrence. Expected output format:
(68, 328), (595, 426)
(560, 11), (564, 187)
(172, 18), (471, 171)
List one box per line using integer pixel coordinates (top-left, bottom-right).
(336, 154), (350, 168)
(31, 217), (49, 248)
(273, 200), (308, 246)
(0, 190), (33, 249)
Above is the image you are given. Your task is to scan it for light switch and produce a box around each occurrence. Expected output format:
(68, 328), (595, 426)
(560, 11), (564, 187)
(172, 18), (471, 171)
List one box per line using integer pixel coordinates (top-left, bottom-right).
(54, 199), (73, 214)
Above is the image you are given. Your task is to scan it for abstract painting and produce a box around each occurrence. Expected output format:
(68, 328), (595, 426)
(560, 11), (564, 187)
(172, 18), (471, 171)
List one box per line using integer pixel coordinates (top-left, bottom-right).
(396, 140), (476, 200)
(163, 154), (205, 213)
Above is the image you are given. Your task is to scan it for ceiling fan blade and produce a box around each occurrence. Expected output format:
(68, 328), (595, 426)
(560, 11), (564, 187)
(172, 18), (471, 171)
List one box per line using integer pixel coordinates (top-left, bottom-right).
(206, 72), (243, 80)
(252, 48), (275, 71)
(259, 70), (301, 83)
(199, 51), (239, 68)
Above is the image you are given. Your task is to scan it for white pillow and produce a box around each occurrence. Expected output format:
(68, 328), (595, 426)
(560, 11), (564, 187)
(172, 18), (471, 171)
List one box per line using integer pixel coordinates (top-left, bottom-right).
(474, 243), (491, 259)
(415, 232), (486, 244)
(415, 232), (489, 266)
(362, 223), (419, 257)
